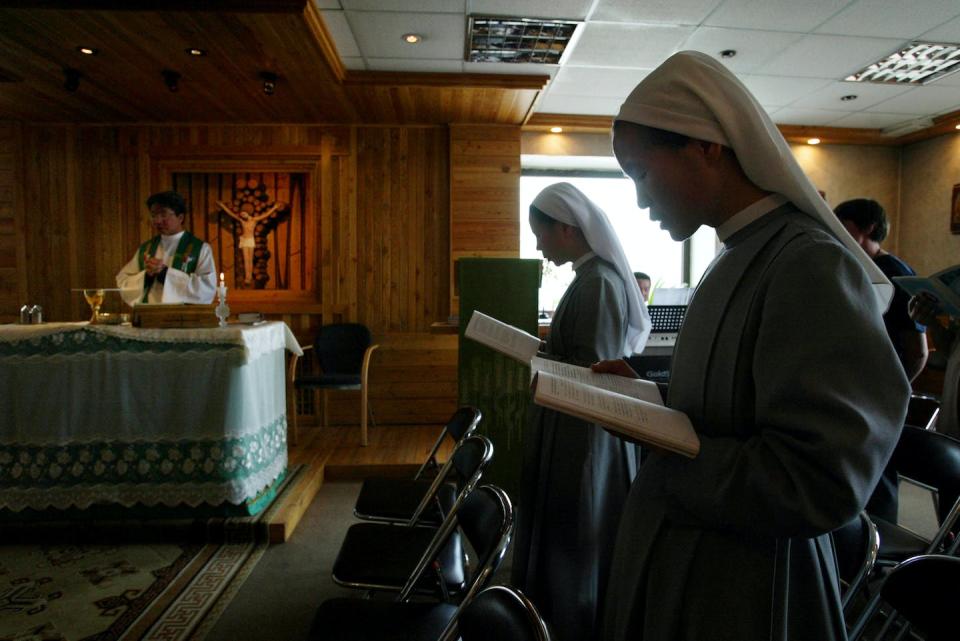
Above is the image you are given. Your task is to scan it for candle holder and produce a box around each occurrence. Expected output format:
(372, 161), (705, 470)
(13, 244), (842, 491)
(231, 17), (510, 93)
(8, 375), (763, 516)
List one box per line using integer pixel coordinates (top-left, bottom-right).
(215, 287), (230, 328)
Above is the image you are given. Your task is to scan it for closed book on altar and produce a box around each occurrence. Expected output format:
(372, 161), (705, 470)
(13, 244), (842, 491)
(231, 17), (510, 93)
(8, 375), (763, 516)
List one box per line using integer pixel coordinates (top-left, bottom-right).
(132, 303), (218, 328)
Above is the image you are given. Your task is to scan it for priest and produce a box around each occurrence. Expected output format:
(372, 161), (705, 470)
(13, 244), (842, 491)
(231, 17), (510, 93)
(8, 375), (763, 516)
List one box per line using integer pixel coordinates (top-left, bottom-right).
(116, 191), (217, 306)
(594, 51), (908, 640)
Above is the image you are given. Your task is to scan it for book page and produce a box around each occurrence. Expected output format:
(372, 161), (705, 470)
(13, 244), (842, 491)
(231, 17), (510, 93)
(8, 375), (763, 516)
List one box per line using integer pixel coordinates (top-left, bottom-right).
(530, 356), (663, 405)
(534, 371), (699, 458)
(892, 275), (960, 318)
(465, 310), (541, 363)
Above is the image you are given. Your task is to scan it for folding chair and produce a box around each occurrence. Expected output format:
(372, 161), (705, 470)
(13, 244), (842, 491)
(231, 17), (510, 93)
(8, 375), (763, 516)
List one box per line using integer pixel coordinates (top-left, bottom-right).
(454, 585), (553, 641)
(854, 554), (960, 641)
(332, 436), (494, 597)
(906, 393), (940, 430)
(353, 407), (482, 525)
(832, 511), (880, 616)
(311, 485), (514, 641)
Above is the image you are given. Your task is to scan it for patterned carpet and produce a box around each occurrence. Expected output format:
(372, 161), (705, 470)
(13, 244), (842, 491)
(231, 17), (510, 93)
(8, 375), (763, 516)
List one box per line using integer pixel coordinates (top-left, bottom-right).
(0, 467), (303, 641)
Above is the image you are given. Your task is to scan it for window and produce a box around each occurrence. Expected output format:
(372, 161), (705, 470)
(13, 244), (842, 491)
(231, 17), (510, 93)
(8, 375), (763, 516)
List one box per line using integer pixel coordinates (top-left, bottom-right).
(520, 174), (716, 311)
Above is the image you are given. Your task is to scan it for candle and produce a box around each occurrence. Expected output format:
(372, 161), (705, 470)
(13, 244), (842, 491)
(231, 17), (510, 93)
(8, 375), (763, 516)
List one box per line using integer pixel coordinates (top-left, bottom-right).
(218, 272), (227, 299)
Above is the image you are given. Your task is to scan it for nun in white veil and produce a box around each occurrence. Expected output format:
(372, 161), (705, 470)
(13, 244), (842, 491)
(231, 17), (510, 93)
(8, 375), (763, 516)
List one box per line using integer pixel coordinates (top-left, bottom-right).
(511, 182), (648, 641)
(595, 51), (908, 641)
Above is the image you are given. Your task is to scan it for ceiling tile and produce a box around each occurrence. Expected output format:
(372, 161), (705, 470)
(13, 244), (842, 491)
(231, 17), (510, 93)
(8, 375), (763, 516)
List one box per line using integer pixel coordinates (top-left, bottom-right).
(757, 34), (907, 79)
(704, 0), (852, 32)
(789, 80), (913, 111)
(920, 14), (960, 42)
(315, 0), (343, 8)
(547, 66), (649, 97)
(366, 58), (464, 72)
(321, 10), (362, 58)
(591, 0), (723, 25)
(827, 111), (925, 128)
(346, 11), (465, 59)
(681, 27), (805, 73)
(928, 69), (960, 87)
(738, 75), (834, 107)
(565, 23), (695, 68)
(771, 107), (850, 125)
(469, 0), (594, 20)
(538, 93), (624, 115)
(342, 0), (464, 10)
(462, 61), (560, 76)
(865, 85), (960, 115)
(342, 57), (367, 70)
(814, 0), (960, 39)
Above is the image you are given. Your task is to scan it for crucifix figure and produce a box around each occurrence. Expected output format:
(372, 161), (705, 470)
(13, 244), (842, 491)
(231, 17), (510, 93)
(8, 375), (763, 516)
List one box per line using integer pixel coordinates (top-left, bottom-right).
(217, 200), (279, 286)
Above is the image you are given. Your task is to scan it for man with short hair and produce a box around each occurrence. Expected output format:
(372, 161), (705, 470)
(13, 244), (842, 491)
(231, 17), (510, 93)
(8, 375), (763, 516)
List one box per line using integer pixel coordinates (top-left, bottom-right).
(116, 191), (217, 306)
(633, 271), (651, 301)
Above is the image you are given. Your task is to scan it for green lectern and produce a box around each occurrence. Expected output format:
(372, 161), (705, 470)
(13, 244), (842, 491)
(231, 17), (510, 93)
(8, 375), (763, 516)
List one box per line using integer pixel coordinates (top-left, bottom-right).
(458, 257), (542, 496)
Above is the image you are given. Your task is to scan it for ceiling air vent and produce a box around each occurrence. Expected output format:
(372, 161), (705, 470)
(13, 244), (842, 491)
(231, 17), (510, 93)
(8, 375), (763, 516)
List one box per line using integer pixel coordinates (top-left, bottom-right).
(466, 16), (580, 64)
(845, 42), (960, 85)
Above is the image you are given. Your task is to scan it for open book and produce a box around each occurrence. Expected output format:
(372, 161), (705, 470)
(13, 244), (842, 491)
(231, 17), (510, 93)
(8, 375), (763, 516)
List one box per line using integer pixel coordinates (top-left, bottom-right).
(893, 264), (960, 318)
(465, 310), (700, 457)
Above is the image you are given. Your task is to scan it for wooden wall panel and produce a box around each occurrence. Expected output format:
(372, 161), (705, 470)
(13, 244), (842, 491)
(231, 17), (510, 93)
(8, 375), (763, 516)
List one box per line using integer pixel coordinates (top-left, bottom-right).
(448, 124), (521, 312)
(9, 122), (460, 425)
(0, 122), (24, 322)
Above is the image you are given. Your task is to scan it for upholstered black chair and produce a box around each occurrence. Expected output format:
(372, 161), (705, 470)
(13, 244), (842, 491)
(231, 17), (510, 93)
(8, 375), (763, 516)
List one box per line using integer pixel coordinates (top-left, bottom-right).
(832, 511), (880, 616)
(456, 585), (553, 641)
(906, 393), (940, 430)
(353, 407), (482, 525)
(311, 485), (514, 641)
(332, 436), (494, 597)
(853, 555), (960, 641)
(292, 323), (379, 446)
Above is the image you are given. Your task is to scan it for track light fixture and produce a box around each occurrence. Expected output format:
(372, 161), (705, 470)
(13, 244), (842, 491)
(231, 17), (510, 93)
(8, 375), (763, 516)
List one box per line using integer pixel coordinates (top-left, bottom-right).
(63, 67), (81, 92)
(259, 71), (277, 95)
(162, 69), (181, 92)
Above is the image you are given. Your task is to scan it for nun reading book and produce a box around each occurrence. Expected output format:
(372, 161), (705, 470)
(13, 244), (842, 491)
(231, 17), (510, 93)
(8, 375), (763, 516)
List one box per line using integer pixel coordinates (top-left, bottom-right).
(592, 51), (908, 641)
(511, 182), (650, 641)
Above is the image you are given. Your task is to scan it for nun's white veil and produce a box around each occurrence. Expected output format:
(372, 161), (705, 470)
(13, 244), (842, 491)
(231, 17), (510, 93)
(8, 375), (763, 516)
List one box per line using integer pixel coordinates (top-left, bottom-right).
(615, 50), (893, 310)
(532, 182), (651, 354)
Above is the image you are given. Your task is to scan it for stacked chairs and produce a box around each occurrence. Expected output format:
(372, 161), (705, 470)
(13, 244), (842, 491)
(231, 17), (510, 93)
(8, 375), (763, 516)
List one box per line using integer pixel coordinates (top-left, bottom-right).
(847, 426), (960, 640)
(311, 485), (514, 641)
(456, 585), (553, 641)
(354, 407), (482, 526)
(332, 435), (493, 596)
(869, 554), (959, 641)
(832, 511), (880, 617)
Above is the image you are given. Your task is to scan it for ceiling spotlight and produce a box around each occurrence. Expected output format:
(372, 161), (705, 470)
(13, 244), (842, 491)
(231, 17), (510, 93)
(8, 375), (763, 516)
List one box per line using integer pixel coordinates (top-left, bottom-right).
(840, 94), (858, 101)
(402, 33), (422, 44)
(260, 71), (278, 95)
(162, 69), (181, 92)
(63, 67), (81, 92)
(186, 48), (206, 57)
(76, 46), (97, 56)
(719, 49), (737, 58)
(549, 126), (563, 133)
(807, 137), (821, 145)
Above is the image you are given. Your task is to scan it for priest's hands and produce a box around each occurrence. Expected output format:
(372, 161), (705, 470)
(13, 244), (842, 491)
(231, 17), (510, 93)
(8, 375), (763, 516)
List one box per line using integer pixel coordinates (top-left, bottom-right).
(145, 256), (167, 277)
(591, 358), (640, 378)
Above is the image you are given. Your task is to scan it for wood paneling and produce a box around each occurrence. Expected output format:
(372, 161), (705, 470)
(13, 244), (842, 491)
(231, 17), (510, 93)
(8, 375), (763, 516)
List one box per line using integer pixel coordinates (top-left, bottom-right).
(0, 122), (23, 322)
(0, 4), (546, 125)
(9, 122), (460, 423)
(448, 124), (521, 311)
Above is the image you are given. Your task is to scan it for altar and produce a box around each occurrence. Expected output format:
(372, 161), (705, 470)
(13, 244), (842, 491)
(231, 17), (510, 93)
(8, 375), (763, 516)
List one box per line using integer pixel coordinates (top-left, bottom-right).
(0, 321), (301, 515)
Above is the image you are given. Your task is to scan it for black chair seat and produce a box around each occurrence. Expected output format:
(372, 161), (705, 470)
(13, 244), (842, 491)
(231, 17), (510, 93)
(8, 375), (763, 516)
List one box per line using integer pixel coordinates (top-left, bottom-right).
(332, 522), (464, 595)
(311, 598), (458, 641)
(873, 518), (930, 563)
(354, 478), (456, 525)
(295, 373), (362, 388)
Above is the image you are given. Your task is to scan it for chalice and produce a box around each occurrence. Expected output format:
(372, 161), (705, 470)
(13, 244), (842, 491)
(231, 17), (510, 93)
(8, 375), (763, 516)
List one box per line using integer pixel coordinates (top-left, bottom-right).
(83, 288), (105, 323)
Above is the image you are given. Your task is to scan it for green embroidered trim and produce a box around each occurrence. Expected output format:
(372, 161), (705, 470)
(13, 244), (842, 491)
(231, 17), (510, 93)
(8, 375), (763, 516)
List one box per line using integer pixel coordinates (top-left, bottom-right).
(0, 328), (239, 357)
(0, 417), (287, 489)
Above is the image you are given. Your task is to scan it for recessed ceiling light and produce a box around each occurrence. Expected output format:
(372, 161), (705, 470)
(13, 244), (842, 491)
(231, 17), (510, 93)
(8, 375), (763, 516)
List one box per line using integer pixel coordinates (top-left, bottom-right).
(402, 33), (422, 44)
(807, 138), (821, 145)
(549, 126), (563, 133)
(846, 41), (960, 84)
(77, 46), (97, 55)
(719, 49), (737, 58)
(186, 48), (206, 57)
(840, 94), (858, 101)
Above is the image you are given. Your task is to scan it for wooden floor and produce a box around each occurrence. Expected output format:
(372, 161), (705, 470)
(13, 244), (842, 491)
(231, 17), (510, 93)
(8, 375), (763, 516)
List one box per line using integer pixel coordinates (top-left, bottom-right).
(267, 423), (452, 543)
